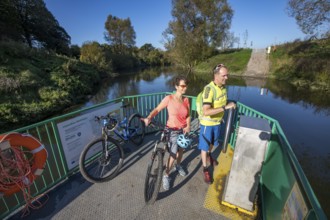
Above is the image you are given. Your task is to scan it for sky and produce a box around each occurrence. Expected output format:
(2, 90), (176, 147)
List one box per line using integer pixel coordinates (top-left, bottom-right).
(44, 0), (306, 50)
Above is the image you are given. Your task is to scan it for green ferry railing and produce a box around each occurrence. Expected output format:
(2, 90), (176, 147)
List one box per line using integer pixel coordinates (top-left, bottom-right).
(0, 92), (326, 219)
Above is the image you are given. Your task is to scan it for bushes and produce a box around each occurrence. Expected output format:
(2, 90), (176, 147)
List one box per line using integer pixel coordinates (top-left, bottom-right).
(270, 37), (330, 90)
(0, 41), (102, 133)
(80, 41), (114, 76)
(0, 74), (21, 93)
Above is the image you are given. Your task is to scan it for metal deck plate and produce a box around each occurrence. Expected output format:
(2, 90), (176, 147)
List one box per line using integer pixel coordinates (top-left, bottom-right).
(222, 116), (271, 212)
(9, 119), (228, 220)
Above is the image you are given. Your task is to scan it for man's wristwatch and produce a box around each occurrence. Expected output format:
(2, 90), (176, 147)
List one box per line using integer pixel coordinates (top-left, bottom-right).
(222, 106), (226, 111)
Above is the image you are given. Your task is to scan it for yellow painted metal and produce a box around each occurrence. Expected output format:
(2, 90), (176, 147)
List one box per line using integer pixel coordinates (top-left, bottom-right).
(203, 145), (258, 219)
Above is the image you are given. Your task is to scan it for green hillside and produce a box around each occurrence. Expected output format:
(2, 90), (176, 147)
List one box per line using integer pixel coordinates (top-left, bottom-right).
(270, 37), (330, 90)
(1, 38), (329, 133)
(0, 41), (101, 132)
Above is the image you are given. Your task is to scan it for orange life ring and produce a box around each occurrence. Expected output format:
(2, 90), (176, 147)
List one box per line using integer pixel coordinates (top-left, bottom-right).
(0, 132), (48, 197)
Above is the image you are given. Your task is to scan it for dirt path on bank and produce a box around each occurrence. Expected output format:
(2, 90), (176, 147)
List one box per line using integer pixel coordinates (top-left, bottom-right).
(243, 48), (270, 77)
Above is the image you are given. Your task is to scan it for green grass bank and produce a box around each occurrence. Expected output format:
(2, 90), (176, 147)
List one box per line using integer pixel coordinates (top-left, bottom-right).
(1, 38), (329, 132)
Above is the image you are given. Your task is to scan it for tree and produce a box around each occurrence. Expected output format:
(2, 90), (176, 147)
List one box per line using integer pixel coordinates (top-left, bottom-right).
(163, 0), (233, 70)
(242, 29), (248, 48)
(0, 0), (22, 41)
(222, 30), (235, 49)
(104, 15), (136, 54)
(137, 43), (165, 66)
(70, 44), (81, 58)
(236, 34), (240, 48)
(287, 0), (330, 37)
(0, 0), (70, 53)
(80, 41), (113, 75)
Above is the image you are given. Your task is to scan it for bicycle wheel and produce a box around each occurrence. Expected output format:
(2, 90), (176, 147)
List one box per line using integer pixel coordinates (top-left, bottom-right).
(144, 144), (163, 204)
(79, 137), (124, 183)
(128, 113), (145, 145)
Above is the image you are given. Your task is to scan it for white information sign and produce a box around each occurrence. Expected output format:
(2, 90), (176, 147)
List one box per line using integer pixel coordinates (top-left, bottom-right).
(57, 102), (122, 170)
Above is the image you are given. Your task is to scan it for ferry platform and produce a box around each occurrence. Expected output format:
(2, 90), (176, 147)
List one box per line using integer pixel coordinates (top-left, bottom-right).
(9, 127), (248, 220)
(5, 95), (326, 220)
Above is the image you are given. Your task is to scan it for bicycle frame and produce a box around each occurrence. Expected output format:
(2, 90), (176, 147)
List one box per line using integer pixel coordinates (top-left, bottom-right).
(112, 117), (130, 141)
(110, 116), (141, 142)
(151, 128), (170, 154)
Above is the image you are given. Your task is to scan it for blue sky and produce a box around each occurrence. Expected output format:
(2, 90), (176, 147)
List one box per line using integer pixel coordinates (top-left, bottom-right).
(44, 0), (306, 50)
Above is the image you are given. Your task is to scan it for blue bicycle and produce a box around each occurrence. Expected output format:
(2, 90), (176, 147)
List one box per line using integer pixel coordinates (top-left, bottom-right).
(109, 103), (145, 145)
(79, 103), (145, 183)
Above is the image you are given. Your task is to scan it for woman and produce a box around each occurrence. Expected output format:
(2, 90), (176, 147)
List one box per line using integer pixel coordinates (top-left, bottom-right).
(143, 75), (191, 191)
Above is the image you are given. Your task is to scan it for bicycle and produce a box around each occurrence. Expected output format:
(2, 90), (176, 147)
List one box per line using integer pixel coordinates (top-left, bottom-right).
(143, 109), (234, 203)
(108, 103), (146, 146)
(143, 123), (193, 204)
(79, 103), (145, 183)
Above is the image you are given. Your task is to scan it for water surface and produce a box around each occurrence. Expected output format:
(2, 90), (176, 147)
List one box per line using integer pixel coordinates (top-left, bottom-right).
(85, 67), (330, 216)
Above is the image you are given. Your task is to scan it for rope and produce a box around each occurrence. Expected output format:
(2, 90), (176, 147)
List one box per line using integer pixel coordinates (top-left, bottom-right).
(0, 145), (48, 217)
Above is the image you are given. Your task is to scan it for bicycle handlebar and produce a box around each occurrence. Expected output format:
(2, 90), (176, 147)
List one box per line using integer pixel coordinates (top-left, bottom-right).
(95, 115), (109, 121)
(147, 120), (165, 129)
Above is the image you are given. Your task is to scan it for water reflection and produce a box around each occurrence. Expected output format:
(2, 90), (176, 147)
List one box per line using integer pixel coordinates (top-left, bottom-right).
(84, 68), (330, 158)
(83, 68), (330, 216)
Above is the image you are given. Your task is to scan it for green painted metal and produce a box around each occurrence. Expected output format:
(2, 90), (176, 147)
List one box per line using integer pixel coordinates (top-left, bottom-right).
(0, 93), (326, 219)
(233, 102), (326, 220)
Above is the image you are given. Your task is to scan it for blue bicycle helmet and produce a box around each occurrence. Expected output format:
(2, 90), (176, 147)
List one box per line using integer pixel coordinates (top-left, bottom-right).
(177, 134), (192, 149)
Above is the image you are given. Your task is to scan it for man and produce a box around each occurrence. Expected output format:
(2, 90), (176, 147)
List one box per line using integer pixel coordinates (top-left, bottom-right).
(198, 64), (236, 184)
(267, 46), (271, 59)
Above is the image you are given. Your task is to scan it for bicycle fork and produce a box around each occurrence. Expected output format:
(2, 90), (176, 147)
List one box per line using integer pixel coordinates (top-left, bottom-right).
(150, 141), (160, 160)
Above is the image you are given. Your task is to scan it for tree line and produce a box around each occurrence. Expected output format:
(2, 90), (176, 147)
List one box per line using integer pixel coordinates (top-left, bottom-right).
(0, 0), (328, 132)
(1, 0), (328, 72)
(0, 0), (70, 54)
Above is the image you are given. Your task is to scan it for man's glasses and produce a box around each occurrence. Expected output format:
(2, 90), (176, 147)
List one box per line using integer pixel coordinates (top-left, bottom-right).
(213, 63), (226, 72)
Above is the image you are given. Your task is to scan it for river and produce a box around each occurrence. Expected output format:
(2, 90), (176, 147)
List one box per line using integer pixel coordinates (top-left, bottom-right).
(84, 67), (330, 216)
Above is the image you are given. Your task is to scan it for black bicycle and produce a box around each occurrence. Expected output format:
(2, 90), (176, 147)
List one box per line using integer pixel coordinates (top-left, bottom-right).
(143, 125), (168, 204)
(144, 109), (234, 203)
(79, 104), (145, 183)
(143, 124), (193, 204)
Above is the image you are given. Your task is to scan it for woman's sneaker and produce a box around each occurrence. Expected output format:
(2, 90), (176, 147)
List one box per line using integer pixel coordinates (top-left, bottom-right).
(162, 175), (171, 190)
(174, 164), (187, 176)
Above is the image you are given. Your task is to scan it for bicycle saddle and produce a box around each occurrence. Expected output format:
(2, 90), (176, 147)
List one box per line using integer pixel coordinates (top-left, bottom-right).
(177, 134), (192, 149)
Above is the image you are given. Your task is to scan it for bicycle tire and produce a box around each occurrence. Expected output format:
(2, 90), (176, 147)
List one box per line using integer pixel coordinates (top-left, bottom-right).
(128, 113), (145, 146)
(144, 145), (163, 204)
(79, 137), (124, 183)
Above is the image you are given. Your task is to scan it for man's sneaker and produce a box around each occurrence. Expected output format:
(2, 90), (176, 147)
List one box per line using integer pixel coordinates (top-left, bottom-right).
(162, 175), (171, 190)
(174, 164), (187, 176)
(203, 169), (212, 184)
(207, 154), (219, 167)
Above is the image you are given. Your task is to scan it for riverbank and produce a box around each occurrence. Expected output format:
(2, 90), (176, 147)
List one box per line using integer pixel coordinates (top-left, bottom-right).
(269, 37), (330, 91)
(1, 38), (329, 133)
(194, 37), (330, 93)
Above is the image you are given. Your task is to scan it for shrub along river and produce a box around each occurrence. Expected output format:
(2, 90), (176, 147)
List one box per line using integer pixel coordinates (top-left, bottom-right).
(83, 67), (330, 216)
